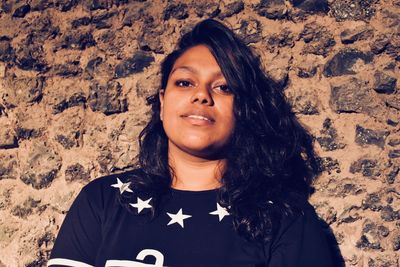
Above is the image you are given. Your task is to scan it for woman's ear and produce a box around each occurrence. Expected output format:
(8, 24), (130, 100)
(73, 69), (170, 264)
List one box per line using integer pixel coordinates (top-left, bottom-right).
(159, 89), (165, 121)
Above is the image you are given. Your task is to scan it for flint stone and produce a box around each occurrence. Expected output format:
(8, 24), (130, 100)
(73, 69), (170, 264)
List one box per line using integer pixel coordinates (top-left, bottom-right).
(323, 49), (373, 77)
(163, 2), (189, 20)
(20, 143), (62, 189)
(139, 23), (165, 53)
(338, 206), (361, 224)
(287, 92), (319, 115)
(386, 166), (399, 184)
(368, 256), (398, 267)
(323, 178), (364, 197)
(362, 193), (382, 211)
(21, 169), (59, 190)
(53, 0), (79, 11)
(29, 0), (53, 11)
(373, 71), (397, 94)
(388, 138), (400, 146)
(370, 34), (390, 54)
(88, 81), (128, 115)
(358, 220), (388, 249)
(2, 76), (45, 108)
(53, 93), (87, 114)
(266, 28), (295, 52)
(355, 125), (389, 149)
(114, 51), (154, 78)
(92, 11), (117, 29)
(238, 19), (263, 44)
(0, 37), (15, 62)
(15, 43), (48, 72)
(316, 118), (346, 151)
(296, 64), (317, 78)
(12, 4), (30, 18)
(55, 134), (77, 149)
(380, 205), (399, 221)
(194, 0), (220, 18)
(84, 0), (110, 10)
(356, 235), (381, 250)
(386, 96), (400, 111)
(316, 156), (341, 174)
(387, 118), (399, 127)
(393, 234), (400, 251)
(330, 0), (376, 21)
(61, 32), (96, 50)
(0, 153), (17, 180)
(0, 129), (17, 149)
(65, 163), (90, 182)
(85, 57), (103, 78)
(71, 16), (91, 28)
(291, 0), (329, 13)
(388, 150), (400, 159)
(21, 15), (59, 44)
(329, 77), (377, 114)
(340, 26), (374, 44)
(300, 24), (336, 57)
(349, 158), (379, 177)
(136, 73), (159, 98)
(11, 197), (40, 219)
(218, 1), (244, 19)
(15, 127), (42, 140)
(256, 0), (287, 20)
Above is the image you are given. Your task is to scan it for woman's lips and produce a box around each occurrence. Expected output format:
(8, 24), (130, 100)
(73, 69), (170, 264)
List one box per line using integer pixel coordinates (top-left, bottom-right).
(181, 114), (214, 125)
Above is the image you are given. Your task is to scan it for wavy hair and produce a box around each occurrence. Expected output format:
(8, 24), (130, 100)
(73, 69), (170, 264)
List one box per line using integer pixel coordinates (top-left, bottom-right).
(120, 18), (320, 244)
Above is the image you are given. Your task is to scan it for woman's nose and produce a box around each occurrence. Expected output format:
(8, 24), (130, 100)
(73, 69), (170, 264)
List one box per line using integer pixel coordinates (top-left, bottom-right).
(190, 85), (214, 105)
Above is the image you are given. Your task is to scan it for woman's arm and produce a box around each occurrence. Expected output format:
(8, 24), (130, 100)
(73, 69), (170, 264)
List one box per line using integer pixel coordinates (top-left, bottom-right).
(48, 185), (102, 267)
(267, 202), (335, 267)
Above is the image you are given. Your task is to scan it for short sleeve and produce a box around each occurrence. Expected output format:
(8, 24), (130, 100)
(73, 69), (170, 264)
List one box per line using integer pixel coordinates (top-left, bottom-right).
(48, 185), (102, 267)
(266, 202), (334, 267)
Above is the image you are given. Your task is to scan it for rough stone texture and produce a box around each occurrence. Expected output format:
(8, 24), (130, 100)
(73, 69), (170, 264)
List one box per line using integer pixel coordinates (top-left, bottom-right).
(355, 125), (389, 149)
(373, 71), (397, 94)
(330, 0), (377, 21)
(0, 1), (399, 266)
(88, 81), (128, 115)
(340, 25), (374, 44)
(323, 49), (374, 77)
(316, 118), (346, 151)
(329, 77), (380, 115)
(300, 23), (336, 57)
(255, 0), (288, 20)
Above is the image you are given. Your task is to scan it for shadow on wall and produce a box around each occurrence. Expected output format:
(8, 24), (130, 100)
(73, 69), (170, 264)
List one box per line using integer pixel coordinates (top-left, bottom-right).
(321, 220), (345, 267)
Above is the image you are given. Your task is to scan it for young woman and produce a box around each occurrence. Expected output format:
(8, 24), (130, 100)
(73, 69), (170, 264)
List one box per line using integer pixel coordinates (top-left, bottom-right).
(48, 19), (335, 267)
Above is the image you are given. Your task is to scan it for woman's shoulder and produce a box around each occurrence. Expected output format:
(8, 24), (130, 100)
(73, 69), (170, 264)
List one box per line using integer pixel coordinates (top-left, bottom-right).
(82, 168), (144, 194)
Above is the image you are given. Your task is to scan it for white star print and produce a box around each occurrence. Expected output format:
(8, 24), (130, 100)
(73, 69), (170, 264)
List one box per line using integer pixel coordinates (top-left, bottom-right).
(111, 177), (133, 194)
(210, 203), (230, 221)
(130, 197), (152, 213)
(167, 208), (192, 228)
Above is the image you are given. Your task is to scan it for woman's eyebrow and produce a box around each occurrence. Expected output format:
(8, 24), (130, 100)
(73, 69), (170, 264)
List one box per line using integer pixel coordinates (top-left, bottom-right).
(170, 65), (223, 78)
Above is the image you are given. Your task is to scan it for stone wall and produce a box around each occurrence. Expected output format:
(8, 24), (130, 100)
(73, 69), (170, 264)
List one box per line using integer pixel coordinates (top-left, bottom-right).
(0, 0), (399, 266)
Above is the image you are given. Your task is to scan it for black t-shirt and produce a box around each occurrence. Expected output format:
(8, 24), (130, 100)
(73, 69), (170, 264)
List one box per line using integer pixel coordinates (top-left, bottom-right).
(48, 171), (334, 267)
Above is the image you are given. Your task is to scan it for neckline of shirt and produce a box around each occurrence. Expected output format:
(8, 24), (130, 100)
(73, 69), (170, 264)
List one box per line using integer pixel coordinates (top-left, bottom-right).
(170, 187), (219, 195)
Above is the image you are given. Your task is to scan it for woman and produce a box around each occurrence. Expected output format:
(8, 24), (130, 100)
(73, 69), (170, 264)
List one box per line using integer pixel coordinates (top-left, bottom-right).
(48, 19), (334, 267)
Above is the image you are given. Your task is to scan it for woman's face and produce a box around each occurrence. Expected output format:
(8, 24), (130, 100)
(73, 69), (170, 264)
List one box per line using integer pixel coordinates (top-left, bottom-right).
(159, 44), (235, 159)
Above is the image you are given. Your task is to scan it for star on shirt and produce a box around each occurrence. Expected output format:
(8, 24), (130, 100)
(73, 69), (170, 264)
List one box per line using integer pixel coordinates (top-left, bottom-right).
(167, 208), (192, 228)
(111, 177), (133, 194)
(130, 197), (152, 213)
(209, 203), (230, 221)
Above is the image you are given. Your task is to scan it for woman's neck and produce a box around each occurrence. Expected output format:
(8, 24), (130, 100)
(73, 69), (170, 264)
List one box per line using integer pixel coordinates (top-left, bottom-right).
(168, 142), (225, 191)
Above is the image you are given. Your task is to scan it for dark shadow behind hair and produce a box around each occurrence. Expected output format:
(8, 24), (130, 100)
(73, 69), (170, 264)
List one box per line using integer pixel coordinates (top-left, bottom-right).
(120, 18), (321, 244)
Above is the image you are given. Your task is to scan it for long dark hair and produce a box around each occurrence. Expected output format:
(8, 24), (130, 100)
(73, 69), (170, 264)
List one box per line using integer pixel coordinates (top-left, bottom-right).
(121, 18), (320, 244)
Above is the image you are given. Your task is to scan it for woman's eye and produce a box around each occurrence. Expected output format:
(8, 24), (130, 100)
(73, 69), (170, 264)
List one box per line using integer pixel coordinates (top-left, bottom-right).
(175, 80), (192, 87)
(215, 84), (231, 93)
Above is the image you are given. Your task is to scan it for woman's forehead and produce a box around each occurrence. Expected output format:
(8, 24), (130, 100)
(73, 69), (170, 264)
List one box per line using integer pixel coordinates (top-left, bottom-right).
(170, 65), (224, 79)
